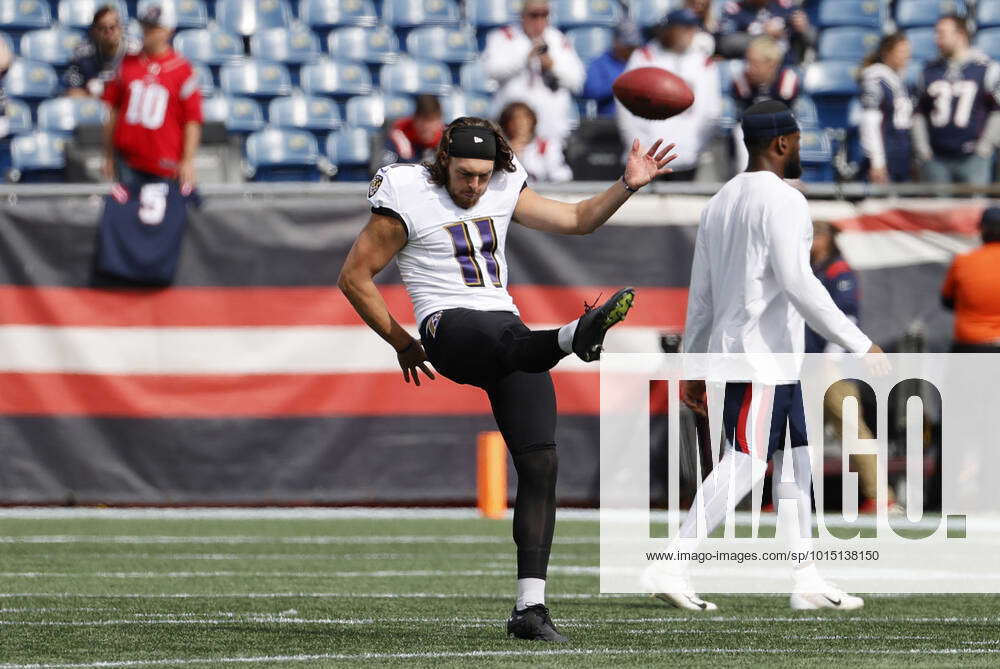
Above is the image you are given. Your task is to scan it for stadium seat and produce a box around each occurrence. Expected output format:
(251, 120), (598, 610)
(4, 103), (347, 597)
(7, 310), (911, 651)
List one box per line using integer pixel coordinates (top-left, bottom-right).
(793, 94), (820, 128)
(815, 0), (885, 29)
(299, 57), (373, 97)
(245, 127), (326, 181)
(382, 0), (459, 31)
(718, 95), (737, 132)
(405, 26), (477, 64)
(36, 96), (108, 134)
(215, 0), (292, 37)
(344, 92), (415, 128)
(379, 56), (451, 96)
(193, 62), (215, 95)
(19, 27), (84, 68)
(566, 26), (612, 66)
(268, 93), (342, 137)
(817, 27), (881, 63)
(326, 25), (400, 64)
(9, 130), (65, 182)
(716, 58), (744, 95)
(895, 0), (966, 29)
(4, 59), (58, 101)
(298, 0), (377, 30)
(977, 0), (1000, 29)
(440, 90), (491, 121)
(326, 125), (371, 180)
(219, 59), (293, 100)
(552, 0), (622, 29)
(57, 0), (127, 29)
(902, 59), (923, 88)
(803, 61), (859, 129)
(0, 0), (51, 40)
(4, 98), (33, 134)
(974, 28), (1000, 61)
(459, 59), (497, 94)
(249, 25), (321, 63)
(383, 91), (416, 119)
(905, 27), (938, 62)
(799, 127), (834, 181)
(136, 0), (208, 29)
(467, 0), (519, 44)
(173, 29), (243, 66)
(633, 0), (675, 33)
(202, 94), (267, 132)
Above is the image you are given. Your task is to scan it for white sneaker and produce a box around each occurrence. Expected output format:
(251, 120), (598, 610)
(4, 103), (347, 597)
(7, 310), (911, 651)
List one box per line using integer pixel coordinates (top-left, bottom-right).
(790, 582), (864, 611)
(641, 566), (718, 611)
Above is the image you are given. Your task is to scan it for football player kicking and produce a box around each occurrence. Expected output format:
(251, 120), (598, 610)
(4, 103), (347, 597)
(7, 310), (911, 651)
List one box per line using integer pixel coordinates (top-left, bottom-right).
(339, 116), (676, 642)
(644, 100), (889, 612)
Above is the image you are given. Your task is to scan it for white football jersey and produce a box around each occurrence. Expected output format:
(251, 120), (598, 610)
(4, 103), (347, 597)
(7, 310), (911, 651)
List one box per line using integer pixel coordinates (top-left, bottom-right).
(367, 160), (528, 327)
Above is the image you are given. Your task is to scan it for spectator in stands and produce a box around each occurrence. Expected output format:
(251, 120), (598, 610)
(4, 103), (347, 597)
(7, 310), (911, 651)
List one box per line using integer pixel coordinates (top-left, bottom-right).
(732, 36), (799, 111)
(378, 94), (444, 168)
(684, 0), (717, 57)
(942, 207), (1000, 352)
(483, 0), (585, 145)
(63, 5), (134, 98)
(618, 9), (721, 181)
(499, 101), (572, 182)
(102, 3), (202, 190)
(859, 33), (914, 184)
(913, 16), (1000, 186)
(581, 20), (642, 118)
(716, 0), (815, 64)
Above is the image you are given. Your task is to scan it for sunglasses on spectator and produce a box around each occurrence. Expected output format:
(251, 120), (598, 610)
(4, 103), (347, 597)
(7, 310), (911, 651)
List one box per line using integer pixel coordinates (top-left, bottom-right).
(524, 10), (549, 18)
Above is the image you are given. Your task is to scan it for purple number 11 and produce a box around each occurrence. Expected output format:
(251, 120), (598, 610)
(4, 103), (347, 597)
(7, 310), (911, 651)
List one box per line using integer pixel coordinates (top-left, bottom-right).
(444, 218), (502, 287)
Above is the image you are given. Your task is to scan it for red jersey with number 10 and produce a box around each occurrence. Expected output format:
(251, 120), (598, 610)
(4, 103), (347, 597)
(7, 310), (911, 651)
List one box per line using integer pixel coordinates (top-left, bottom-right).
(103, 49), (202, 178)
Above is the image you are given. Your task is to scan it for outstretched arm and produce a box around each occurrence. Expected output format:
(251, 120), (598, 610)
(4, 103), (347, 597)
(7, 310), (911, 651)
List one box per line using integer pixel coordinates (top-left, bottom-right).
(338, 213), (435, 385)
(513, 138), (677, 235)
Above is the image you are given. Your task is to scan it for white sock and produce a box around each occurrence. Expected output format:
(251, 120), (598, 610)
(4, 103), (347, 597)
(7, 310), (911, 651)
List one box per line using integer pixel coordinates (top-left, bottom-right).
(516, 577), (546, 610)
(773, 446), (815, 566)
(557, 319), (579, 354)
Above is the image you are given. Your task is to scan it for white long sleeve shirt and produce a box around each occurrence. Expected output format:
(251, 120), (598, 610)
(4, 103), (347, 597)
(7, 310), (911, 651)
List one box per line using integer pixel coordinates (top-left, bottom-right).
(616, 41), (722, 172)
(483, 24), (585, 145)
(683, 171), (872, 357)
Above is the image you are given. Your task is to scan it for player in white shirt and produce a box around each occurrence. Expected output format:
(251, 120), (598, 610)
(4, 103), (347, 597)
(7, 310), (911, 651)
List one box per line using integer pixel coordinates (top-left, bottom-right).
(644, 100), (887, 612)
(338, 116), (677, 641)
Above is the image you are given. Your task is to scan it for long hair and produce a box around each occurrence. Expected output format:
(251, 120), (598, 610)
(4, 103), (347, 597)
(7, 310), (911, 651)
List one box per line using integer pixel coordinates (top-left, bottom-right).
(498, 101), (537, 140)
(861, 32), (908, 69)
(423, 116), (517, 188)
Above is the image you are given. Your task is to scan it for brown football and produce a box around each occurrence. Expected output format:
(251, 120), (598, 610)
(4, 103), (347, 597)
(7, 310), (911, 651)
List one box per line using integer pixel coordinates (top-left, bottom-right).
(613, 67), (695, 120)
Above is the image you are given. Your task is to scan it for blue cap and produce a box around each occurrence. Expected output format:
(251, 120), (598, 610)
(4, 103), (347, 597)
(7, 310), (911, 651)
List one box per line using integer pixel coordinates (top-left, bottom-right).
(663, 8), (701, 27)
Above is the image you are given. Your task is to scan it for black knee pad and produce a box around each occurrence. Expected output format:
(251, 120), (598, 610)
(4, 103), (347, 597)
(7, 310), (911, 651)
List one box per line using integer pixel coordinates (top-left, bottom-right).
(511, 443), (558, 483)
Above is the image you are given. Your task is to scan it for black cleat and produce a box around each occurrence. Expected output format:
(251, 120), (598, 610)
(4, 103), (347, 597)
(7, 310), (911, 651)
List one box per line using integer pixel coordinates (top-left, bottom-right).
(572, 287), (636, 362)
(506, 604), (569, 642)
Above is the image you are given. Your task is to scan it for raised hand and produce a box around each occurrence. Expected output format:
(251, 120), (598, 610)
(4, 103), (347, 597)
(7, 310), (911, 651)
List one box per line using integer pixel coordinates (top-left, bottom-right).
(623, 139), (678, 191)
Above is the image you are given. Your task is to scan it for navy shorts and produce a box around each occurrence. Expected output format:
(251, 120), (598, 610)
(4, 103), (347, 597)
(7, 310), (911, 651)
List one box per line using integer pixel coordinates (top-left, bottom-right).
(722, 382), (808, 460)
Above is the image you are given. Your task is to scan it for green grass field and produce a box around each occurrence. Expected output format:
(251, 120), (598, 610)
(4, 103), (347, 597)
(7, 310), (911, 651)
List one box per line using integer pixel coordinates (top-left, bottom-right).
(1, 510), (998, 668)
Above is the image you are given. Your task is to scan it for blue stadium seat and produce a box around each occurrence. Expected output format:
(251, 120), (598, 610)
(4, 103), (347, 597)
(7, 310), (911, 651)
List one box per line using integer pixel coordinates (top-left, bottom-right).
(344, 92), (415, 128)
(219, 59), (293, 100)
(136, 0), (208, 29)
(4, 98), (33, 134)
(799, 128), (834, 181)
(440, 90), (491, 121)
(633, 0), (675, 33)
(803, 61), (859, 129)
(405, 25), (477, 64)
(326, 125), (371, 180)
(458, 59), (497, 94)
(566, 26), (612, 66)
(36, 97), (108, 134)
(902, 59), (923, 88)
(380, 56), (451, 95)
(817, 27), (881, 63)
(298, 0), (377, 30)
(905, 27), (938, 62)
(300, 57), (373, 97)
(58, 0), (127, 29)
(19, 27), (84, 67)
(467, 0), (519, 40)
(0, 0), (51, 40)
(245, 127), (325, 181)
(895, 0), (966, 29)
(215, 0), (292, 37)
(383, 92), (416, 119)
(793, 94), (820, 128)
(10, 130), (65, 182)
(716, 58), (744, 95)
(552, 0), (622, 29)
(173, 29), (243, 66)
(382, 0), (459, 30)
(977, 0), (1000, 29)
(326, 25), (400, 64)
(193, 62), (215, 95)
(250, 25), (321, 64)
(202, 94), (267, 132)
(815, 0), (885, 29)
(975, 28), (1000, 61)
(719, 95), (737, 132)
(4, 59), (58, 101)
(268, 93), (342, 137)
